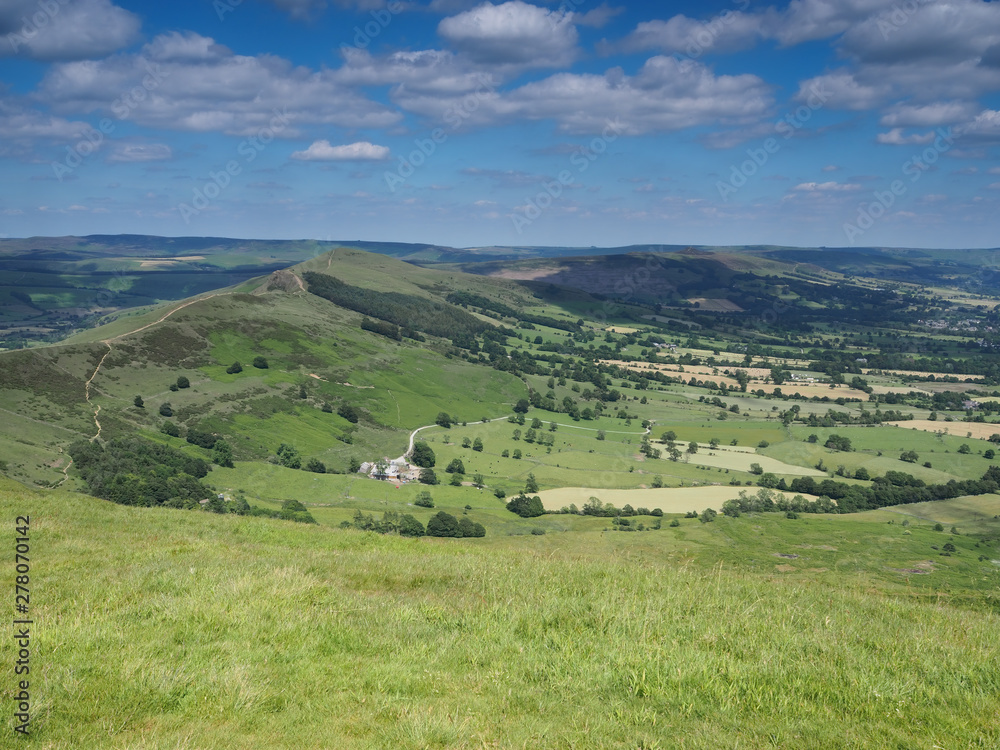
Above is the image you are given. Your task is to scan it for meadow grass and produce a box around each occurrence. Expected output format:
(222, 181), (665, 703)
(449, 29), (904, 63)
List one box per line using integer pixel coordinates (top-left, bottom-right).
(2, 478), (999, 749)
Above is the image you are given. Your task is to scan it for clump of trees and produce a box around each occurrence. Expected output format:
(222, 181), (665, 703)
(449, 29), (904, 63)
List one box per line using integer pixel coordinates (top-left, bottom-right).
(410, 442), (435, 467)
(506, 493), (545, 518)
(343, 509), (425, 537)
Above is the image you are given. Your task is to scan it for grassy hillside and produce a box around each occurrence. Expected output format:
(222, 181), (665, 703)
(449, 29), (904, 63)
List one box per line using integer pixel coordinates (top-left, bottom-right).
(2, 477), (998, 748)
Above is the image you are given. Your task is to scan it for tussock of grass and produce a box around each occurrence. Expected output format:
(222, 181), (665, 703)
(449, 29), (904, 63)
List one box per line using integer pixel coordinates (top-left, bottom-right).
(3, 480), (999, 748)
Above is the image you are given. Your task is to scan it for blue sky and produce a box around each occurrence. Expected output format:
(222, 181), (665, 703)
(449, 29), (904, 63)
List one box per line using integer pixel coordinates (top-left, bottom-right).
(1, 0), (999, 248)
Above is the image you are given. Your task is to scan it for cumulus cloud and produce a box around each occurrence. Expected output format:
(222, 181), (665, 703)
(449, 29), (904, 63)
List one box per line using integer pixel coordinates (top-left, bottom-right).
(438, 1), (579, 68)
(0, 0), (140, 61)
(793, 181), (863, 192)
(412, 56), (773, 136)
(880, 101), (979, 127)
(291, 140), (390, 160)
(106, 143), (173, 163)
(0, 100), (92, 142)
(615, 12), (764, 55)
(876, 128), (936, 145)
(35, 31), (400, 136)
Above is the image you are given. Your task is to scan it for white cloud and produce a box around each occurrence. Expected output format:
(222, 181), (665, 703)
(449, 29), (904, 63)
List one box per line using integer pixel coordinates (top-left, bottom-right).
(616, 12), (764, 55)
(957, 109), (1000, 142)
(36, 32), (400, 136)
(575, 4), (623, 29)
(793, 181), (863, 192)
(0, 0), (140, 61)
(291, 140), (390, 160)
(0, 100), (92, 142)
(438, 1), (578, 68)
(880, 101), (979, 127)
(495, 56), (773, 135)
(106, 143), (173, 163)
(876, 128), (935, 145)
(794, 71), (888, 111)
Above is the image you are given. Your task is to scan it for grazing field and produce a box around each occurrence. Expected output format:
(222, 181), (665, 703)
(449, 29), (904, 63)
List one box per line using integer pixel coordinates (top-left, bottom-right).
(3, 478), (999, 749)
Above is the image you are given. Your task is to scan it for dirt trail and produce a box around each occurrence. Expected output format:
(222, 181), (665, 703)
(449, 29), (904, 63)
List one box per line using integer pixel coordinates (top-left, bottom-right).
(80, 292), (231, 443)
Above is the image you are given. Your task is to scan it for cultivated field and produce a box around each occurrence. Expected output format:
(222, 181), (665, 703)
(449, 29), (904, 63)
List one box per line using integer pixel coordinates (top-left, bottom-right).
(888, 420), (1000, 441)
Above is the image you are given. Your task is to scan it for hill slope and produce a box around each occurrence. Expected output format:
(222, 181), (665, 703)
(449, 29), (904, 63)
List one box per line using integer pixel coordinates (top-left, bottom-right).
(3, 476), (999, 749)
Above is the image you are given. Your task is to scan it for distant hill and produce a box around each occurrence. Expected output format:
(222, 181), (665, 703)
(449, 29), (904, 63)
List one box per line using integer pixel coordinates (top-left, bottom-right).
(3, 234), (999, 348)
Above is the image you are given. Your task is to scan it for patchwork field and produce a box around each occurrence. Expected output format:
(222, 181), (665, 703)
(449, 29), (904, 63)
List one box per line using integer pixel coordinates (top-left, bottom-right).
(888, 420), (1000, 441)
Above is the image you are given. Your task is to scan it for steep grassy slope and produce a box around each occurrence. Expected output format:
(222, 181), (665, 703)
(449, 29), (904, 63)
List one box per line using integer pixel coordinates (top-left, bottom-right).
(0, 250), (531, 486)
(2, 477), (998, 749)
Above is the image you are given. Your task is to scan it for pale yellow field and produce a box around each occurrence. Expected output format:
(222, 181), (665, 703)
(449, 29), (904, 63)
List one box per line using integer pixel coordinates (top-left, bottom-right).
(869, 384), (932, 396)
(887, 420), (1000, 441)
(605, 326), (639, 334)
(681, 446), (823, 476)
(538, 485), (797, 513)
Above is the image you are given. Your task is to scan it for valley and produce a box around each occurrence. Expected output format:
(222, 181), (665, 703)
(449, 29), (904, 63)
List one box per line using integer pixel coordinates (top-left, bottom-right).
(2, 238), (1000, 748)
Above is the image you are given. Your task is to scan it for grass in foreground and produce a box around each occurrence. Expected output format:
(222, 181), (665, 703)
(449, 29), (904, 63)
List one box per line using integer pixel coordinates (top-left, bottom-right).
(2, 478), (999, 749)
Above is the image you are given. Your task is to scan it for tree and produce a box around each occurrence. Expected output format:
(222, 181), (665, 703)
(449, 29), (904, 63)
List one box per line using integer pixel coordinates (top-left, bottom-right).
(411, 442), (436, 468)
(651, 475), (663, 488)
(506, 493), (545, 518)
(134, 395), (144, 408)
(524, 473), (539, 493)
(986, 449), (996, 460)
(338, 404), (360, 424)
(426, 511), (460, 537)
(462, 437), (472, 448)
(212, 440), (234, 468)
(419, 468), (439, 485)
(226, 362), (243, 374)
(252, 356), (269, 369)
(958, 444), (971, 454)
(446, 458), (465, 474)
(414, 490), (434, 508)
(512, 449), (522, 460)
(854, 467), (870, 481)
(436, 412), (453, 428)
(472, 437), (484, 452)
(159, 403), (173, 417)
(530, 417), (542, 429)
(458, 517), (486, 537)
(276, 444), (301, 469)
(513, 398), (530, 414)
(749, 462), (763, 475)
(807, 434), (818, 443)
(687, 441), (699, 455)
(450, 473), (463, 486)
(399, 515), (425, 537)
(661, 430), (677, 443)
(305, 458), (326, 474)
(176, 375), (190, 389)
(160, 421), (180, 437)
(472, 473), (485, 488)
(596, 430), (606, 441)
(349, 457), (362, 473)
(900, 450), (919, 463)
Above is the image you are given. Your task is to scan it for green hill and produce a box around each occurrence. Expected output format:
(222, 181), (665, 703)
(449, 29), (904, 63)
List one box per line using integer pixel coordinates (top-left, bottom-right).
(3, 476), (999, 748)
